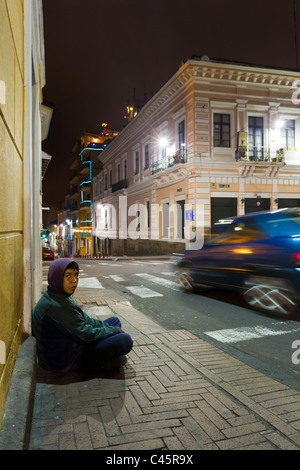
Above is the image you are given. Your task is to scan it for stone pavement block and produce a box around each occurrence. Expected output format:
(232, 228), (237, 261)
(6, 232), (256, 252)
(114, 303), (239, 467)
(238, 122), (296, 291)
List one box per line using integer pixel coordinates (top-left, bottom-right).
(216, 433), (271, 450)
(74, 421), (93, 450)
(194, 399), (231, 430)
(107, 426), (174, 446)
(188, 407), (226, 441)
(263, 431), (300, 450)
(101, 437), (165, 451)
(58, 432), (77, 450)
(120, 418), (181, 435)
(110, 397), (131, 427)
(172, 425), (204, 450)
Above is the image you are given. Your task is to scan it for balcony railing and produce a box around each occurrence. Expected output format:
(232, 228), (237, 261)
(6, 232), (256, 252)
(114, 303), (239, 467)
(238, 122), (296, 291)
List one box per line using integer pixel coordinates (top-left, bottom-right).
(151, 150), (188, 175)
(80, 200), (92, 209)
(235, 146), (285, 163)
(80, 181), (91, 189)
(111, 179), (128, 193)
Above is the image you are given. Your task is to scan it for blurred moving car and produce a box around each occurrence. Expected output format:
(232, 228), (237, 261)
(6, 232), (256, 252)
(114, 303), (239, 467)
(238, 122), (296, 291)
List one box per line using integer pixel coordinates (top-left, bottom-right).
(42, 246), (54, 260)
(176, 208), (300, 318)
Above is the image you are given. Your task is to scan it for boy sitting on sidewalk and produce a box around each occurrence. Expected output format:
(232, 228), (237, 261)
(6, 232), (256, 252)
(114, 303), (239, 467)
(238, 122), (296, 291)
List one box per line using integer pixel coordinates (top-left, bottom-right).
(32, 258), (133, 373)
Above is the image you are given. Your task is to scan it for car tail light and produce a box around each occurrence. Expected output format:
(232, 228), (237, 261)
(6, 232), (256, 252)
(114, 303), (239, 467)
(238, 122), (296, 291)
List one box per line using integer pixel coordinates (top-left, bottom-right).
(291, 252), (300, 266)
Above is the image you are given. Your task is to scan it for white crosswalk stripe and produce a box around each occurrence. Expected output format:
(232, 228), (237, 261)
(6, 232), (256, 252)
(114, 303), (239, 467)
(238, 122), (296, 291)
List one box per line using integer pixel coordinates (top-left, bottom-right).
(109, 275), (126, 282)
(204, 322), (300, 344)
(78, 277), (104, 289)
(135, 273), (179, 291)
(125, 286), (163, 298)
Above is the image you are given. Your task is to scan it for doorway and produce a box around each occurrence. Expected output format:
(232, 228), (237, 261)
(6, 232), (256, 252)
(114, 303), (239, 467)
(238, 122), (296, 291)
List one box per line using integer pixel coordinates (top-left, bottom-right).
(245, 198), (270, 213)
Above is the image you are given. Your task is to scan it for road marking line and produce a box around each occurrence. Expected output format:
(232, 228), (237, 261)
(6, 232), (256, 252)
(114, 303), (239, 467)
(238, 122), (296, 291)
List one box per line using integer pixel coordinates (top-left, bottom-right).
(109, 275), (126, 282)
(125, 286), (163, 298)
(204, 323), (300, 344)
(78, 277), (104, 289)
(135, 273), (179, 290)
(98, 262), (122, 266)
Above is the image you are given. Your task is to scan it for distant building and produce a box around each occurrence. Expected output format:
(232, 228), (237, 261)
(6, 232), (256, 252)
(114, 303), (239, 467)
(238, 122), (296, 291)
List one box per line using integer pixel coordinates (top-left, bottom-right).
(59, 128), (119, 256)
(92, 56), (300, 256)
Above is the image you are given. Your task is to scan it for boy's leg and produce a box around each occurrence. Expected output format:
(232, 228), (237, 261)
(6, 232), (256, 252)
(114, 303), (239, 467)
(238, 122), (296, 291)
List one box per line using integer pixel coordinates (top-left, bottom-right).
(84, 332), (133, 370)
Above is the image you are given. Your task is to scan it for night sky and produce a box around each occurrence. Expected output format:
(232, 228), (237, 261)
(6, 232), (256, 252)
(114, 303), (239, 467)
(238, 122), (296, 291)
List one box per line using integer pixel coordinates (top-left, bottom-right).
(42, 0), (300, 219)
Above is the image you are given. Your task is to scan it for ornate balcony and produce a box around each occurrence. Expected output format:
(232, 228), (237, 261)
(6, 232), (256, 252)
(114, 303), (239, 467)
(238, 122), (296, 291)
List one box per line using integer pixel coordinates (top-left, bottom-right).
(235, 146), (285, 163)
(111, 179), (128, 193)
(235, 146), (286, 177)
(151, 150), (188, 175)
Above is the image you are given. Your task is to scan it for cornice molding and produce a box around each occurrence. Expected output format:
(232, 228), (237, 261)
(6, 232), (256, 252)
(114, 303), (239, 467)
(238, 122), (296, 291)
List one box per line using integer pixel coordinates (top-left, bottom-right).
(100, 59), (300, 157)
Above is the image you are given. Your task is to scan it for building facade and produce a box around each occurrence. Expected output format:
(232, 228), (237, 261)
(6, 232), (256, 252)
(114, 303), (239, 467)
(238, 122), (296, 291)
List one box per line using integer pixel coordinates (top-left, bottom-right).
(59, 129), (119, 257)
(0, 0), (46, 428)
(92, 56), (300, 256)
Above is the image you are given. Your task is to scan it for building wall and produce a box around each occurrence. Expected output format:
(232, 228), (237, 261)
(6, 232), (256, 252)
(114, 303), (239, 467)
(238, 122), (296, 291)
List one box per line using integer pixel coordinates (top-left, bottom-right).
(0, 0), (45, 428)
(0, 0), (25, 427)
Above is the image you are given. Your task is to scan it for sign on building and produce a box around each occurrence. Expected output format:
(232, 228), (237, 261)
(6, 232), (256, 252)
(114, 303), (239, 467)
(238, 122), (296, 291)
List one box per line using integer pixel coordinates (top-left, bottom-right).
(0, 341), (6, 365)
(0, 80), (5, 105)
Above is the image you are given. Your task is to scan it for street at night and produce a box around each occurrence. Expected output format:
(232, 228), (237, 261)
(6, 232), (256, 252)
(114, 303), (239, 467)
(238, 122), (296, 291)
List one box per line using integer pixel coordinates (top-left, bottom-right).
(4, 0), (300, 454)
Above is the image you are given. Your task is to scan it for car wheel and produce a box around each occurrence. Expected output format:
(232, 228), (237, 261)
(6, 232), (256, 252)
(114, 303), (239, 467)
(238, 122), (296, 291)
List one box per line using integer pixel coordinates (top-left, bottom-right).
(176, 270), (194, 291)
(243, 275), (298, 318)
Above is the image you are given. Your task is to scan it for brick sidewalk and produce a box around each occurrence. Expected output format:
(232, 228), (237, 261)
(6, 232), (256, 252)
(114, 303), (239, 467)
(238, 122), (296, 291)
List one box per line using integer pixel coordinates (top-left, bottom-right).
(29, 288), (300, 450)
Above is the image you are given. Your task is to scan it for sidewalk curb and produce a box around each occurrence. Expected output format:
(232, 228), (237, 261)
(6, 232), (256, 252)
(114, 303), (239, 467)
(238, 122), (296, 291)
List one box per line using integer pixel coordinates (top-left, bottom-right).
(0, 335), (36, 450)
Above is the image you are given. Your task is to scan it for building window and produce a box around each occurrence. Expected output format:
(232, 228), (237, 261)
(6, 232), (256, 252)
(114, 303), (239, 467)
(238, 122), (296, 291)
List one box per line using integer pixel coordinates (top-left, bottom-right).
(117, 163), (121, 182)
(213, 114), (230, 147)
(124, 159), (127, 179)
(104, 173), (107, 190)
(280, 119), (295, 149)
(248, 116), (264, 160)
(144, 144), (149, 169)
(135, 151), (139, 174)
(109, 169), (112, 187)
(178, 120), (185, 151)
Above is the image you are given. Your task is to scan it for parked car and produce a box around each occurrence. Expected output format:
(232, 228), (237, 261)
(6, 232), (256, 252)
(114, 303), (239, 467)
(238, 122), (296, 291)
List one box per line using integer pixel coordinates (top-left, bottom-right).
(175, 208), (300, 318)
(42, 246), (54, 260)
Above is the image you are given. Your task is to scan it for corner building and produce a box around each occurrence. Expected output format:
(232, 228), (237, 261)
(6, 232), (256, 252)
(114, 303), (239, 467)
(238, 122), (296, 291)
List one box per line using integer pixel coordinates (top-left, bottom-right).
(93, 56), (300, 256)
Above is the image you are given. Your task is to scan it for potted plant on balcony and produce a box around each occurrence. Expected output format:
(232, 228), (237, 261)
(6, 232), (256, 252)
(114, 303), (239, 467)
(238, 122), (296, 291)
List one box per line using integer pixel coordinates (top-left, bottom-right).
(277, 148), (284, 162)
(273, 148), (284, 162)
(236, 145), (247, 161)
(263, 150), (270, 162)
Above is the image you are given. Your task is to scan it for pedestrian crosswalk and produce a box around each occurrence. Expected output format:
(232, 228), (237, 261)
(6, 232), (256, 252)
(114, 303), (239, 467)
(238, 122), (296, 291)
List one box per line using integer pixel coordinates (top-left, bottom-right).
(42, 261), (177, 299)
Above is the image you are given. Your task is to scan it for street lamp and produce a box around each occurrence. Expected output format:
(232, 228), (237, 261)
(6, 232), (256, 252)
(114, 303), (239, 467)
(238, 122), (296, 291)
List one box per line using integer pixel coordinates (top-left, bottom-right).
(159, 136), (168, 148)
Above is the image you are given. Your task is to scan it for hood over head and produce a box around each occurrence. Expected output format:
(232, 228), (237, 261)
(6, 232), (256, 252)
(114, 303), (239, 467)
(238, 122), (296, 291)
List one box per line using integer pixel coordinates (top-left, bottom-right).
(48, 258), (79, 293)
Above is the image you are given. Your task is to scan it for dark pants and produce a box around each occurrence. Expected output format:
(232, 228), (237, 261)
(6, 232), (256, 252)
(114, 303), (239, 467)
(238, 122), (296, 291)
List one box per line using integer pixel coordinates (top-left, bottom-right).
(75, 317), (133, 370)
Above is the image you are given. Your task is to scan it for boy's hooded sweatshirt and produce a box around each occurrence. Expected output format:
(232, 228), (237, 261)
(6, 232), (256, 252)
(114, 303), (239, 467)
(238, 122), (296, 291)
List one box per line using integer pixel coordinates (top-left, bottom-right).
(32, 258), (120, 371)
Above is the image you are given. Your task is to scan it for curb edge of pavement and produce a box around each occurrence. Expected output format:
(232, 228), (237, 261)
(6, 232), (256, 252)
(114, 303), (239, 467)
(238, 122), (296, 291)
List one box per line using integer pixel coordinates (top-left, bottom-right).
(0, 335), (37, 450)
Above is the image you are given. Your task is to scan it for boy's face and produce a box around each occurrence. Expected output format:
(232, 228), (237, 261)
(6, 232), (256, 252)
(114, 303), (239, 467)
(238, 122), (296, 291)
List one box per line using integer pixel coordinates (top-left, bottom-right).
(63, 268), (79, 295)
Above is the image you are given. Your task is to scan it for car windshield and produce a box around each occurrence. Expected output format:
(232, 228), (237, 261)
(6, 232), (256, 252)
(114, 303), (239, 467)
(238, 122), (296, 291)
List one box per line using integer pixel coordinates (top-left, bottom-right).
(258, 211), (300, 237)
